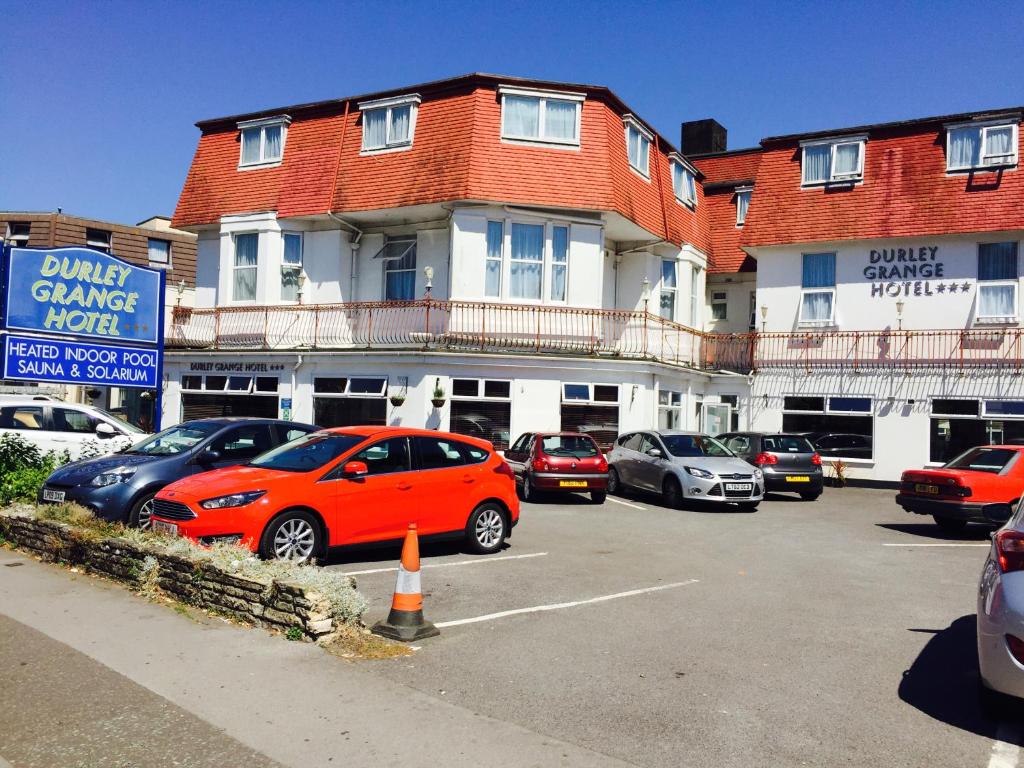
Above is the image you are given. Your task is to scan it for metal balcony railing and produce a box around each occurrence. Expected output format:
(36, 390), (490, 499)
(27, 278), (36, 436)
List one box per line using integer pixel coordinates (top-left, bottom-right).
(166, 300), (1024, 373)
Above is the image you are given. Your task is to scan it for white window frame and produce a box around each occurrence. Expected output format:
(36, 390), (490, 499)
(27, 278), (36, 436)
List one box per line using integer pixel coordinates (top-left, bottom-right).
(281, 232), (303, 303)
(85, 228), (111, 253)
(231, 232), (259, 303)
(313, 377), (388, 398)
(946, 119), (1019, 172)
(976, 241), (1020, 324)
(485, 220), (504, 299)
(147, 238), (171, 269)
(735, 187), (752, 226)
(498, 85), (583, 148)
(670, 155), (698, 207)
(711, 291), (728, 321)
(689, 265), (700, 327)
(237, 115), (290, 169)
(658, 389), (683, 430)
(451, 378), (513, 401)
(549, 224), (569, 303)
(561, 382), (620, 404)
(659, 259), (677, 321)
(800, 135), (867, 186)
(5, 221), (30, 247)
(358, 94), (421, 154)
(382, 235), (418, 301)
(623, 115), (653, 179)
(799, 252), (837, 326)
(982, 400), (1024, 419)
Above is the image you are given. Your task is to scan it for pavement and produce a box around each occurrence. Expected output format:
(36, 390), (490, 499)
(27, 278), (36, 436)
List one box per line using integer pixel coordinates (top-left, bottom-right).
(0, 486), (1018, 767)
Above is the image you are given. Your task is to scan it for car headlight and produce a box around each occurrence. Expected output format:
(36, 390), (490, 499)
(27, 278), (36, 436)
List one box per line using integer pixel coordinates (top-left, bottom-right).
(199, 490), (266, 510)
(685, 466), (715, 480)
(89, 467), (137, 487)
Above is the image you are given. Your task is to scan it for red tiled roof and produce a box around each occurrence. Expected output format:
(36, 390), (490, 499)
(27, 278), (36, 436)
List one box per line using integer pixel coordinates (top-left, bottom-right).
(740, 119), (1024, 248)
(693, 149), (761, 273)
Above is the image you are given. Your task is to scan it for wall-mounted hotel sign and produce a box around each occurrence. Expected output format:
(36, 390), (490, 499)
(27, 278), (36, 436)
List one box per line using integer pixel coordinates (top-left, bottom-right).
(862, 246), (970, 298)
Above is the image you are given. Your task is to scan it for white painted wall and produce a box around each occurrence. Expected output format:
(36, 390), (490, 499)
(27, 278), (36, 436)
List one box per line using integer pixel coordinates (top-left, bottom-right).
(194, 233), (220, 308)
(706, 274), (756, 335)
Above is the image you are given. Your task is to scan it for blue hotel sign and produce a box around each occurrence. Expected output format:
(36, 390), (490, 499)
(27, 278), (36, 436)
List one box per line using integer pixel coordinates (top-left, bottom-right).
(0, 246), (165, 411)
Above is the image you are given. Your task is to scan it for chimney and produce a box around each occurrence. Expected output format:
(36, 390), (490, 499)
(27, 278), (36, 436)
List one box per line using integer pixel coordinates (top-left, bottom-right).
(680, 119), (727, 155)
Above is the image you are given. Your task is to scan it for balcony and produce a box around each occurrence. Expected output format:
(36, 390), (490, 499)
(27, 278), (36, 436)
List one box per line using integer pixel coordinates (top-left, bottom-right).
(166, 301), (1024, 373)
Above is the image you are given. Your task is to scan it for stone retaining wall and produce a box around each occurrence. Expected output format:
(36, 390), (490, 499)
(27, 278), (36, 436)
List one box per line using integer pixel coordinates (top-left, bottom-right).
(0, 513), (349, 642)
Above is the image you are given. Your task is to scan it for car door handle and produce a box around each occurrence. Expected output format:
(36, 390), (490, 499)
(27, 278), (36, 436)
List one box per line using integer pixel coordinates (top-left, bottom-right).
(397, 482), (413, 491)
(462, 475), (475, 484)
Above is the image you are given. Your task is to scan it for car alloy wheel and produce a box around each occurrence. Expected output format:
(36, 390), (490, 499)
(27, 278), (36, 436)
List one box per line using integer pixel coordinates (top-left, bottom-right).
(522, 474), (534, 502)
(129, 493), (157, 530)
(663, 477), (682, 509)
(273, 518), (317, 561)
(475, 508), (504, 550)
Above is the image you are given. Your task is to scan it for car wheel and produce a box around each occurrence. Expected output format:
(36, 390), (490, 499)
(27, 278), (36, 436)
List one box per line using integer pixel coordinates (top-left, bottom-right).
(607, 467), (621, 495)
(738, 502), (759, 512)
(591, 491), (607, 504)
(128, 492), (156, 530)
(466, 503), (507, 554)
(800, 492), (821, 501)
(662, 476), (682, 509)
(520, 473), (535, 502)
(933, 515), (968, 535)
(260, 510), (322, 563)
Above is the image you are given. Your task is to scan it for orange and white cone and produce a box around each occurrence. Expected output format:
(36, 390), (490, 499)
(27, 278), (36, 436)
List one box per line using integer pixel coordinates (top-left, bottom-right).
(371, 524), (439, 642)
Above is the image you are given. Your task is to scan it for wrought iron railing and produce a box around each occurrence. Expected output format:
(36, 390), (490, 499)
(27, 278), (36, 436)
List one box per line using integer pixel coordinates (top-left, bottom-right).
(167, 301), (1024, 372)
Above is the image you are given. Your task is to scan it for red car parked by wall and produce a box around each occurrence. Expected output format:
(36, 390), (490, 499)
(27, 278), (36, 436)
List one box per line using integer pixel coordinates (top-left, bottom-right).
(897, 445), (1024, 533)
(503, 432), (608, 504)
(149, 427), (519, 561)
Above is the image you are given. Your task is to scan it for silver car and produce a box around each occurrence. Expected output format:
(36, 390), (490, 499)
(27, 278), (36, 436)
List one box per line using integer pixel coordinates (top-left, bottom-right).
(607, 430), (764, 510)
(978, 498), (1024, 705)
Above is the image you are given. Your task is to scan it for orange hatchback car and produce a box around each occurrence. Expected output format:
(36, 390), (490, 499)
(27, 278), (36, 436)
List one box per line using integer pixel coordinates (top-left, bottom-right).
(150, 427), (519, 561)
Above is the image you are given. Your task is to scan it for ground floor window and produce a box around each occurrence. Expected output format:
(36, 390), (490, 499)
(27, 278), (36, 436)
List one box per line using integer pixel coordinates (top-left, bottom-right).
(313, 376), (387, 428)
(658, 390), (683, 429)
(560, 383), (619, 450)
(108, 387), (156, 431)
(180, 375), (280, 421)
(450, 378), (512, 449)
(781, 395), (873, 459)
(929, 399), (1024, 463)
(720, 394), (740, 432)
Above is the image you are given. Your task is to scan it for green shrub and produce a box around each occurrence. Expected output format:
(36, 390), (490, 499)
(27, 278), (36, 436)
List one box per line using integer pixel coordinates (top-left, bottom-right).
(0, 433), (49, 475)
(0, 433), (77, 506)
(0, 466), (55, 505)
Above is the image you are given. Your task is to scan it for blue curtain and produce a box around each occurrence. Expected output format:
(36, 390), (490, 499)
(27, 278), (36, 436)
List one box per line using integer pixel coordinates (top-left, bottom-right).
(979, 242), (1018, 280)
(802, 252), (835, 288)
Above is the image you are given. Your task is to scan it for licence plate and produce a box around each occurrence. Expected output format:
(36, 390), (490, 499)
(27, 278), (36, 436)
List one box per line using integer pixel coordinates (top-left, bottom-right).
(151, 520), (179, 536)
(42, 488), (65, 503)
(559, 480), (588, 488)
(725, 483), (752, 491)
(786, 476), (811, 483)
(915, 484), (939, 495)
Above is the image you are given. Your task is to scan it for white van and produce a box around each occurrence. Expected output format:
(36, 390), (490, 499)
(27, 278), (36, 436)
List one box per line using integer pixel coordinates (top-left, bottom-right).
(0, 400), (148, 460)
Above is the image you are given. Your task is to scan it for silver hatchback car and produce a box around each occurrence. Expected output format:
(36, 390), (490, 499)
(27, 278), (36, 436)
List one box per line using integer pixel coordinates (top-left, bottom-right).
(607, 430), (764, 510)
(978, 498), (1024, 705)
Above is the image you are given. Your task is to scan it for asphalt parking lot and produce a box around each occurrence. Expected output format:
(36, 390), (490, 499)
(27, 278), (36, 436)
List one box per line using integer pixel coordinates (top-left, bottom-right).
(325, 486), (1014, 768)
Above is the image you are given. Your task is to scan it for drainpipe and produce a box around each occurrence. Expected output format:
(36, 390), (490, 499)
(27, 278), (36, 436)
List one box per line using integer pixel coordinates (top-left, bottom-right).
(291, 353), (303, 420)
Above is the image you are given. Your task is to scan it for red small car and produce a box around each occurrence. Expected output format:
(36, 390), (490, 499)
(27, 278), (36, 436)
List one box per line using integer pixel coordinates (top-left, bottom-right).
(149, 426), (519, 561)
(897, 445), (1024, 533)
(503, 432), (608, 504)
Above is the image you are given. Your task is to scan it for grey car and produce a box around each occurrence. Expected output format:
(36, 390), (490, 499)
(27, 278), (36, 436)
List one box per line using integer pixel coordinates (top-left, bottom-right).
(607, 430), (764, 510)
(978, 497), (1024, 707)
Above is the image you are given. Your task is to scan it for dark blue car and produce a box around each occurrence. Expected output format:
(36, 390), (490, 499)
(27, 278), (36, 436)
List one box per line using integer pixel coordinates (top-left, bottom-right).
(40, 418), (319, 528)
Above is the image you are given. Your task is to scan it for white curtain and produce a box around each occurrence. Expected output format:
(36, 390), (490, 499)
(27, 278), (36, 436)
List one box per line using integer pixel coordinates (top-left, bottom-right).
(736, 190), (751, 224)
(801, 291), (833, 322)
(390, 105), (411, 144)
(803, 144), (831, 183)
(551, 226), (568, 301)
(672, 163), (684, 198)
(233, 235), (258, 301)
(628, 127), (648, 171)
(363, 109), (388, 149)
(241, 129), (261, 164)
(985, 126), (1014, 162)
(979, 285), (1016, 317)
(949, 127), (980, 168)
(485, 221), (503, 297)
(545, 100), (576, 141)
(833, 143), (860, 176)
(510, 223), (543, 299)
(263, 125), (281, 160)
(147, 239), (169, 264)
(504, 96), (539, 138)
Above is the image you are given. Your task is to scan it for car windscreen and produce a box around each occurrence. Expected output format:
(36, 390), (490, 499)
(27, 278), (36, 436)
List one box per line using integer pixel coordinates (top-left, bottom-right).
(93, 408), (146, 434)
(762, 436), (815, 453)
(662, 435), (733, 458)
(945, 447), (1018, 474)
(123, 423), (220, 455)
(541, 435), (600, 458)
(249, 433), (365, 473)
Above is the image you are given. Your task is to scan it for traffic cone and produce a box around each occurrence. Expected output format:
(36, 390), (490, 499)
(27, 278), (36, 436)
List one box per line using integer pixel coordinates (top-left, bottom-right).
(372, 523), (440, 642)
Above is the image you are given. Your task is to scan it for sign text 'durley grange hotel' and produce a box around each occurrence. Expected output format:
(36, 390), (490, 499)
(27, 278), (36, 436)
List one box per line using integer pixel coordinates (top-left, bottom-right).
(862, 245), (970, 298)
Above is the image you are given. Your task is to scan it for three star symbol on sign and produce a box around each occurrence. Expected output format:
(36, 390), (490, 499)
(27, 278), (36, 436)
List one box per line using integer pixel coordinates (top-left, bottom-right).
(934, 282), (971, 295)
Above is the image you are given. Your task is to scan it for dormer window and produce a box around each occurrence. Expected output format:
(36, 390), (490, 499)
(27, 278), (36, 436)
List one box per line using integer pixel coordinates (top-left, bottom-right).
(735, 187), (752, 226)
(670, 156), (698, 207)
(801, 136), (866, 186)
(946, 120), (1018, 171)
(359, 94), (421, 153)
(499, 86), (582, 147)
(238, 115), (290, 168)
(623, 115), (652, 178)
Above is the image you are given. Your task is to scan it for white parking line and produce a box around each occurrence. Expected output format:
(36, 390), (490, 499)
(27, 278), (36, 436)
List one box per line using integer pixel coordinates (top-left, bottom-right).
(435, 579), (699, 628)
(607, 496), (646, 511)
(988, 724), (1020, 768)
(881, 543), (990, 548)
(344, 551), (548, 576)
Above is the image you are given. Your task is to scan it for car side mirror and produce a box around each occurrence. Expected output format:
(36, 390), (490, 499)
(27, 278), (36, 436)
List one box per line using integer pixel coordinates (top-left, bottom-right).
(342, 460), (368, 478)
(198, 448), (222, 464)
(95, 422), (117, 438)
(646, 448), (663, 458)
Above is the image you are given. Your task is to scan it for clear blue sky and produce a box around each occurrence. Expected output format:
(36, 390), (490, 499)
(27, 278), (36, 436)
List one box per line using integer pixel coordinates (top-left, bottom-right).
(2, 0), (1021, 224)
